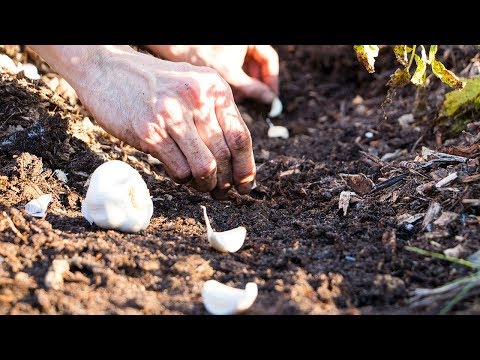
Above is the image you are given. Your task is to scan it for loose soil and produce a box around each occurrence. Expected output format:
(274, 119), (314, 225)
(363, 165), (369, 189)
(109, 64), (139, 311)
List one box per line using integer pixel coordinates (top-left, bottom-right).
(1, 45), (479, 314)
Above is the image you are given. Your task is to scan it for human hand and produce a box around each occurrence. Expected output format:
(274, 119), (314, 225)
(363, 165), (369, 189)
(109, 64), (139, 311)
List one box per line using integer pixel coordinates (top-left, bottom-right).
(30, 45), (256, 199)
(146, 45), (279, 105)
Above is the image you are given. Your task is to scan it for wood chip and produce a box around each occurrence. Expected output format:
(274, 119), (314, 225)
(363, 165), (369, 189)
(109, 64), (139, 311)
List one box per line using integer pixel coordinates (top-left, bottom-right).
(422, 201), (441, 229)
(435, 172), (458, 188)
(397, 213), (425, 226)
(461, 173), (480, 183)
(339, 191), (355, 216)
(463, 199), (480, 207)
(444, 244), (467, 258)
(280, 169), (300, 177)
(433, 211), (459, 227)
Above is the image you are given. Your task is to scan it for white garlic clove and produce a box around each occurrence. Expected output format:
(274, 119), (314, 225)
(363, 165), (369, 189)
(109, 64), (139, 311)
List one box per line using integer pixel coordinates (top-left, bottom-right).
(201, 205), (246, 253)
(0, 54), (18, 74)
(25, 194), (52, 218)
(268, 97), (283, 118)
(202, 280), (258, 315)
(54, 169), (68, 183)
(17, 63), (41, 80)
(268, 125), (289, 139)
(81, 160), (154, 233)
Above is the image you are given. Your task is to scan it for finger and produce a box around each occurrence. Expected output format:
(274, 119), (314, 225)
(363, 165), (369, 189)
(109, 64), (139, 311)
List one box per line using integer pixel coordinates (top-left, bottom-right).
(163, 99), (217, 192)
(142, 122), (192, 184)
(244, 58), (262, 80)
(214, 92), (256, 194)
(248, 45), (280, 95)
(194, 107), (233, 200)
(224, 68), (275, 105)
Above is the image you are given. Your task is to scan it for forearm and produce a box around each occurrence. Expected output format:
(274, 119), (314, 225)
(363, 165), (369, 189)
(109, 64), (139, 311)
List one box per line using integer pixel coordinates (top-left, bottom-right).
(27, 45), (136, 90)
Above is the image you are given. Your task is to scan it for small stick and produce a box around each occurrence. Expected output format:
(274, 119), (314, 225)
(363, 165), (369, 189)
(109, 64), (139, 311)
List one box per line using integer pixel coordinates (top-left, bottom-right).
(369, 173), (408, 193)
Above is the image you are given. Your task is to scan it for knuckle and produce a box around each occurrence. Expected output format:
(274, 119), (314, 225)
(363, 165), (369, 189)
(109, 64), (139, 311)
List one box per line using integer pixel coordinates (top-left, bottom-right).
(192, 158), (216, 179)
(228, 130), (252, 152)
(170, 166), (192, 184)
(213, 146), (231, 164)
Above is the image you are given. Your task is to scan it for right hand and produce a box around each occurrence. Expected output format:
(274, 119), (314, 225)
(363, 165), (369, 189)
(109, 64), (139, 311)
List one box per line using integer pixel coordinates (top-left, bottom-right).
(64, 46), (256, 198)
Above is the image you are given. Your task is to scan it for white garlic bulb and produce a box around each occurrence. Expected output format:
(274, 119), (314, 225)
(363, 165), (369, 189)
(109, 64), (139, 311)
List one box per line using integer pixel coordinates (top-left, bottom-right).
(81, 160), (153, 233)
(200, 205), (246, 253)
(202, 280), (258, 315)
(268, 97), (283, 118)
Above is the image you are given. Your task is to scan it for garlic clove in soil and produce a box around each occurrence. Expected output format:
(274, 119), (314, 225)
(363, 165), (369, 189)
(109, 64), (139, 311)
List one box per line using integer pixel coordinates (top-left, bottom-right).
(0, 54), (18, 74)
(202, 280), (258, 315)
(17, 63), (41, 81)
(200, 205), (246, 253)
(266, 118), (289, 139)
(268, 97), (283, 118)
(25, 194), (52, 218)
(81, 160), (153, 233)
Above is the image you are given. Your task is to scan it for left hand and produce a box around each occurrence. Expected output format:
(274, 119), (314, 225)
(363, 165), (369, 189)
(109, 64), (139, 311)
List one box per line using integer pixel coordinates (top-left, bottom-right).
(146, 45), (279, 104)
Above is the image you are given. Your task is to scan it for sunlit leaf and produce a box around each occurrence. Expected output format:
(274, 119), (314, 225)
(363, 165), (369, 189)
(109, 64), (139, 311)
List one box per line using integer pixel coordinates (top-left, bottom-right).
(393, 45), (409, 66)
(387, 68), (411, 88)
(443, 75), (480, 117)
(354, 45), (380, 73)
(432, 59), (466, 90)
(411, 46), (428, 86)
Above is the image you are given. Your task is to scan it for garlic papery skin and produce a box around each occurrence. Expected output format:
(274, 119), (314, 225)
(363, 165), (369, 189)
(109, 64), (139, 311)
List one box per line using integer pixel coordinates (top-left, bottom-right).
(81, 160), (153, 233)
(201, 205), (246, 253)
(268, 97), (283, 118)
(25, 194), (52, 218)
(202, 280), (258, 315)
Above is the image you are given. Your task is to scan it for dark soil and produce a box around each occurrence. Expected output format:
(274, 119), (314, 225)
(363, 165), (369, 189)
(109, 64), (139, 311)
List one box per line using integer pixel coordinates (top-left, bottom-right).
(1, 45), (480, 314)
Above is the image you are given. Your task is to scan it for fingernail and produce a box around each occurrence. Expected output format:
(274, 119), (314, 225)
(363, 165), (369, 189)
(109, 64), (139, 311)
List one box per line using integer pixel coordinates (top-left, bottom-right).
(236, 181), (254, 195)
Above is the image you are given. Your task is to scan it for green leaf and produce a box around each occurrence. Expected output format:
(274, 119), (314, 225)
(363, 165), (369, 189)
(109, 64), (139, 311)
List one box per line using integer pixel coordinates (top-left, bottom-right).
(432, 59), (466, 90)
(354, 45), (380, 73)
(443, 75), (480, 117)
(387, 68), (411, 88)
(393, 45), (409, 66)
(429, 45), (438, 64)
(411, 46), (428, 86)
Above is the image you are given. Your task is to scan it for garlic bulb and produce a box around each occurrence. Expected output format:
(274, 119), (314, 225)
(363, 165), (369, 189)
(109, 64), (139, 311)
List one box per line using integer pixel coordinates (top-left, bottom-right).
(81, 160), (153, 233)
(25, 194), (52, 218)
(200, 205), (246, 253)
(268, 97), (283, 118)
(202, 280), (258, 315)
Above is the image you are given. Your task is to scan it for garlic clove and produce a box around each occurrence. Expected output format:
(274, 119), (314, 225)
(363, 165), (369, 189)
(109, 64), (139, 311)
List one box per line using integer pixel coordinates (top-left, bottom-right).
(202, 280), (258, 315)
(268, 125), (289, 139)
(25, 194), (52, 218)
(81, 160), (153, 233)
(268, 97), (283, 118)
(201, 205), (246, 253)
(17, 63), (41, 80)
(0, 54), (18, 74)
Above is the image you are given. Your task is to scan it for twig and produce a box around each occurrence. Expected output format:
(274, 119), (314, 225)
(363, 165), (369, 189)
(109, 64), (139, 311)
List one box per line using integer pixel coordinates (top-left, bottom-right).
(405, 246), (479, 269)
(370, 173), (408, 193)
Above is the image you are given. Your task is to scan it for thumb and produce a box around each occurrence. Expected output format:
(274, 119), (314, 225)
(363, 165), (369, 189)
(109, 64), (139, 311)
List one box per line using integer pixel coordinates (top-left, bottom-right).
(223, 69), (276, 105)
